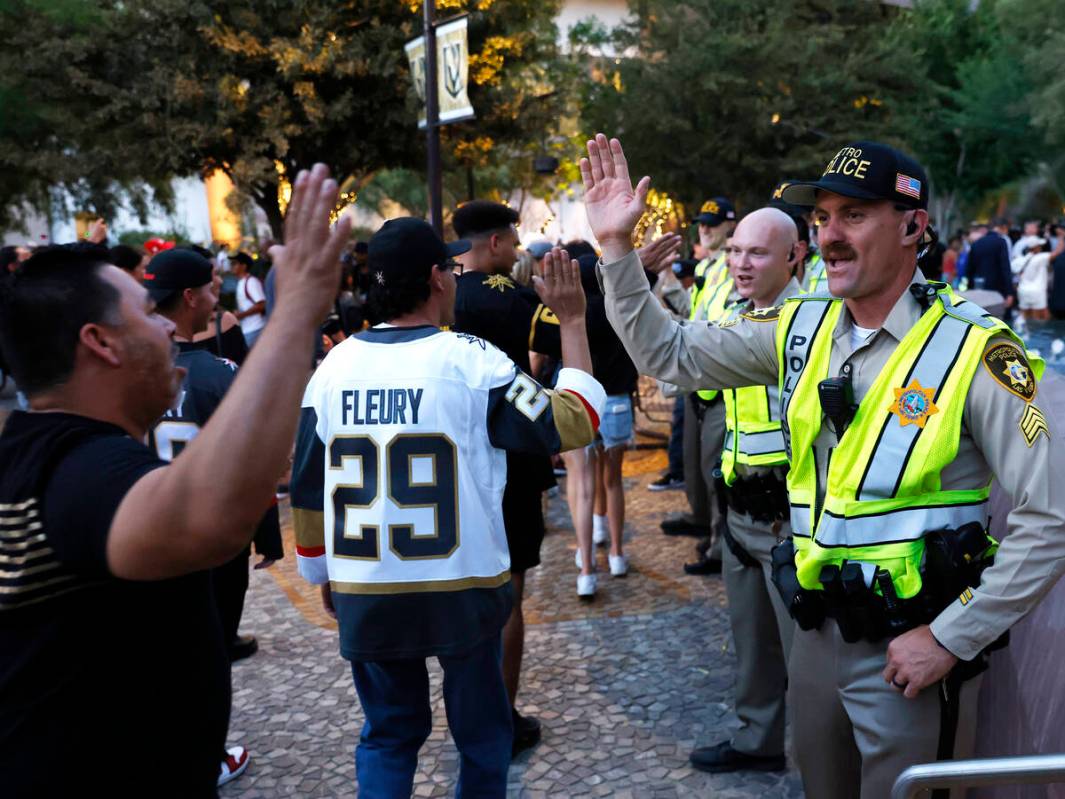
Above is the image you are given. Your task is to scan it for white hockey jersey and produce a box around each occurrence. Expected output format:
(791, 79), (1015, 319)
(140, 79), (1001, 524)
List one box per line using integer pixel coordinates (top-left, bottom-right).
(291, 324), (604, 659)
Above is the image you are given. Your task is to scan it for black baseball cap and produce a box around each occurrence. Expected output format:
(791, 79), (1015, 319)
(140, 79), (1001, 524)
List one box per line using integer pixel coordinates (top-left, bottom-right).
(143, 248), (213, 303)
(781, 141), (928, 210)
(691, 197), (736, 226)
(368, 218), (471, 286)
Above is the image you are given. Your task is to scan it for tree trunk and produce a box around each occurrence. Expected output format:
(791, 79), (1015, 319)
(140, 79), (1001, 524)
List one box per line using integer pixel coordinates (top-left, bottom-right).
(255, 185), (285, 244)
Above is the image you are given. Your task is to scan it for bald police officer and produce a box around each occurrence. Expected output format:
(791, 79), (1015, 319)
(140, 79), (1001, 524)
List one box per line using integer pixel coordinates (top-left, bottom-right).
(689, 207), (801, 773)
(580, 132), (1065, 797)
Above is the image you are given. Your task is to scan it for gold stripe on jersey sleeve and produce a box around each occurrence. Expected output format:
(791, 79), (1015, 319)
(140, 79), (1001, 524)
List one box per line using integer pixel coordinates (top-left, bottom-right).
(330, 570), (511, 595)
(550, 389), (596, 452)
(292, 508), (326, 550)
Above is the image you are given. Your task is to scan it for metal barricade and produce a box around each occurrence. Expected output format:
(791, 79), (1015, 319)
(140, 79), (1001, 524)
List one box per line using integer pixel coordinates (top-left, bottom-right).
(892, 754), (1065, 798)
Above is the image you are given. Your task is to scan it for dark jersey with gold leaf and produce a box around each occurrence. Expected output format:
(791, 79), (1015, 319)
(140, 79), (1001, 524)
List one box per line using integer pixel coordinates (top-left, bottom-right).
(453, 271), (562, 372)
(454, 272), (565, 497)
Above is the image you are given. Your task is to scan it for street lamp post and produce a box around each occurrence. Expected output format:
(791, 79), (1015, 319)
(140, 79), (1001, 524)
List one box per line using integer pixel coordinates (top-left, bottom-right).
(424, 0), (443, 235)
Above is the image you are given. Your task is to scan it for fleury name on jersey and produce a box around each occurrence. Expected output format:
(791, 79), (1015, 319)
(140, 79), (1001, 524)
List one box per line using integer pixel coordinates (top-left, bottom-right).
(290, 325), (605, 661)
(340, 388), (424, 426)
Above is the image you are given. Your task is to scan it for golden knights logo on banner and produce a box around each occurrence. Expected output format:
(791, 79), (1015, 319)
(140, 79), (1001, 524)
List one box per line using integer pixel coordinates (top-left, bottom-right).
(405, 16), (475, 130)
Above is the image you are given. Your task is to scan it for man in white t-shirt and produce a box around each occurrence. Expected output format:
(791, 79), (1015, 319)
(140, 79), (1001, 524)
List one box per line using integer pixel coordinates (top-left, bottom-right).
(232, 252), (267, 347)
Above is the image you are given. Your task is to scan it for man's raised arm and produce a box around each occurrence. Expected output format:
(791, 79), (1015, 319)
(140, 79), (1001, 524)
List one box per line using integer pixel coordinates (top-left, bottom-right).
(579, 133), (778, 391)
(107, 165), (352, 580)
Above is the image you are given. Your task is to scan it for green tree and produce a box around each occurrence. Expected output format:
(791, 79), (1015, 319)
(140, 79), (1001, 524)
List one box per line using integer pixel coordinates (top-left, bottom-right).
(572, 0), (919, 215)
(1004, 0), (1065, 205)
(886, 0), (1043, 232)
(0, 0), (570, 240)
(0, 1), (176, 231)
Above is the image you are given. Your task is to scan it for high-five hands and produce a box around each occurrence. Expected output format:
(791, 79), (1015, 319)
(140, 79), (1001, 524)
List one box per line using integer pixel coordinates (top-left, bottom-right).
(579, 133), (651, 262)
(533, 247), (586, 325)
(269, 164), (353, 326)
(637, 232), (683, 274)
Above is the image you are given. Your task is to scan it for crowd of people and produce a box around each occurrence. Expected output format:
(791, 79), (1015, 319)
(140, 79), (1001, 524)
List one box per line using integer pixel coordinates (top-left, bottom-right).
(929, 218), (1065, 321)
(1, 133), (1065, 799)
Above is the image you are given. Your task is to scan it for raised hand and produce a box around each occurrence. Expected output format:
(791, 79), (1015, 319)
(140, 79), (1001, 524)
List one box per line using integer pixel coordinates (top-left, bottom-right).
(636, 231), (682, 274)
(86, 218), (109, 244)
(579, 133), (651, 262)
(533, 247), (586, 325)
(269, 164), (353, 326)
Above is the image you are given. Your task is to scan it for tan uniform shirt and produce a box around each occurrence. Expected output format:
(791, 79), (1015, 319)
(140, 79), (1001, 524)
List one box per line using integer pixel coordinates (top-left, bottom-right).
(600, 249), (1065, 661)
(653, 270), (691, 321)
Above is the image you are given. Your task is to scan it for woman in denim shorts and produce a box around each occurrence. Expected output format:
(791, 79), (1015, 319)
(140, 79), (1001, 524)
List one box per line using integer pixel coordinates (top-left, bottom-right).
(570, 253), (639, 598)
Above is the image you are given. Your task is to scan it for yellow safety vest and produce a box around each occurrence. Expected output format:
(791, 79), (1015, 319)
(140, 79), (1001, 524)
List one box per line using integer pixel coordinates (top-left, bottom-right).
(689, 253), (728, 318)
(721, 380), (787, 486)
(775, 284), (1042, 599)
(693, 274), (735, 402)
(802, 253), (826, 294)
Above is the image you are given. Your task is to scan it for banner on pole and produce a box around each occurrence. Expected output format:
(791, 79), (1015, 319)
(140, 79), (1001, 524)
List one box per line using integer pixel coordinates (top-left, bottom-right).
(405, 16), (475, 130)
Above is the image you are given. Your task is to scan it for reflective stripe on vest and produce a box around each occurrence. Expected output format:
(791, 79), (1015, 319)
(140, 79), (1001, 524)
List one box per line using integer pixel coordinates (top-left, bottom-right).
(789, 499), (990, 545)
(774, 284), (1042, 597)
(777, 291), (837, 460)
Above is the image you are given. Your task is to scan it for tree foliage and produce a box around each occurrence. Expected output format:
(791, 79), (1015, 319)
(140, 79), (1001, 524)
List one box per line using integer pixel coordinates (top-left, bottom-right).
(885, 0), (1045, 231)
(0, 0), (569, 239)
(572, 0), (919, 215)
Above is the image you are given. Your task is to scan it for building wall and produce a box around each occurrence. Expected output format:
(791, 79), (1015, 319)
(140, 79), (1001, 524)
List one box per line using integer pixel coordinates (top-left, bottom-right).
(557, 0), (630, 49)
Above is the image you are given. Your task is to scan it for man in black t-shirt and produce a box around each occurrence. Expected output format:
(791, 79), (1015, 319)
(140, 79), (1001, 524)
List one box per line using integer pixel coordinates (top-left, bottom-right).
(144, 247), (273, 786)
(451, 200), (562, 755)
(0, 164), (350, 797)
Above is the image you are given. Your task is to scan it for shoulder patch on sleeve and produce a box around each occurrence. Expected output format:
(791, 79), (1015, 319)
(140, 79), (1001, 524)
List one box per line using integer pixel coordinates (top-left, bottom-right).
(741, 305), (781, 322)
(717, 318), (740, 329)
(1020, 404), (1050, 447)
(982, 343), (1036, 402)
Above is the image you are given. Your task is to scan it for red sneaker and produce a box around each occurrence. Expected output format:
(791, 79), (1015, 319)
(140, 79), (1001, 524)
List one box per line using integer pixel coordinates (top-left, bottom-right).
(218, 745), (249, 787)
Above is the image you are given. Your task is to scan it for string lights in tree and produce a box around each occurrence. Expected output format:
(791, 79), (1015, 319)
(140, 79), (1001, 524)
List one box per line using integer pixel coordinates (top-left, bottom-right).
(276, 161), (292, 217)
(634, 188), (682, 246)
(331, 191), (358, 224)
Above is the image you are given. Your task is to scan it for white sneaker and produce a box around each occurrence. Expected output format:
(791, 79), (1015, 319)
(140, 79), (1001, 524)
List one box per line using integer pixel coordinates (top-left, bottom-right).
(219, 745), (250, 787)
(608, 554), (629, 577)
(593, 515), (608, 546)
(577, 572), (597, 598)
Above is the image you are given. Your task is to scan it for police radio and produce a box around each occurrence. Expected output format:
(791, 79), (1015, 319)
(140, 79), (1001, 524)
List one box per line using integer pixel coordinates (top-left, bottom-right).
(818, 376), (857, 441)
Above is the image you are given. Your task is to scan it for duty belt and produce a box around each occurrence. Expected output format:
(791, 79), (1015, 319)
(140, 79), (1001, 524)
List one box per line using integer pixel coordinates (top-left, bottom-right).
(724, 472), (789, 524)
(770, 522), (1007, 680)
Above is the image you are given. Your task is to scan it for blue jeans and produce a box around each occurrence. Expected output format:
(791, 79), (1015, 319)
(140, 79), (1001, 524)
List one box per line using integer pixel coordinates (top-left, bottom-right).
(350, 635), (512, 799)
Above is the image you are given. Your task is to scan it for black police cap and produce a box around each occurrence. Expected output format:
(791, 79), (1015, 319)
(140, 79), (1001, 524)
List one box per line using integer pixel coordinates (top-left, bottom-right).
(781, 141), (928, 210)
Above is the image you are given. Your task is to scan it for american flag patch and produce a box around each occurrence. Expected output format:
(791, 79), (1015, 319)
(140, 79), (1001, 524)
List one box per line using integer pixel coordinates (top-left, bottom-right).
(896, 173), (922, 199)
